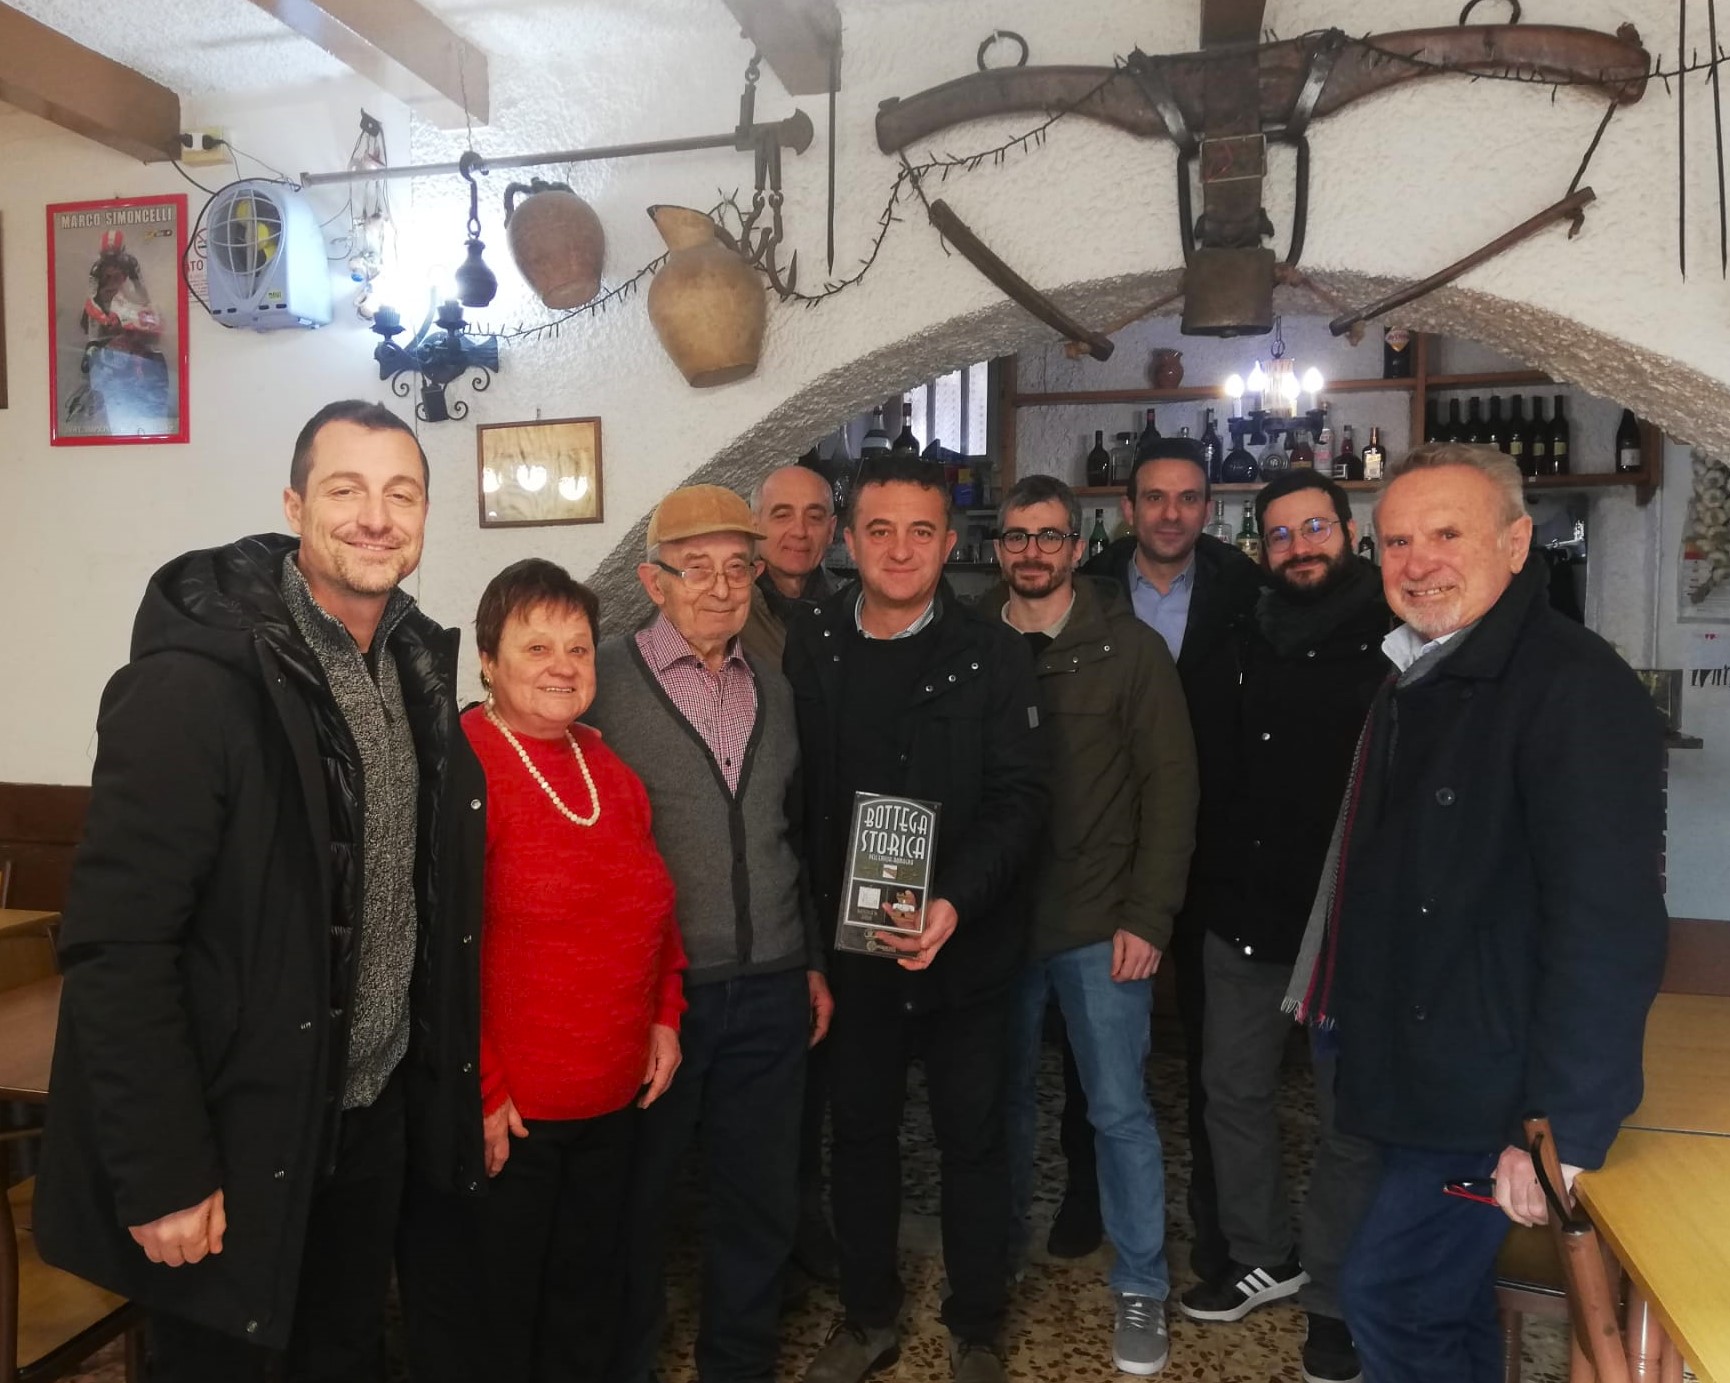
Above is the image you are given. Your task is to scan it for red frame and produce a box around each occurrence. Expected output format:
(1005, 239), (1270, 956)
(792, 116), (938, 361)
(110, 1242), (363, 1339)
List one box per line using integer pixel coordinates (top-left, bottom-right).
(46, 193), (190, 446)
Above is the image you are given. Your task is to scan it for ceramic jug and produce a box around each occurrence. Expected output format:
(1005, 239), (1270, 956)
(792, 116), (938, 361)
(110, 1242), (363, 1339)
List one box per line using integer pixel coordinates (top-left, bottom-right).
(1151, 348), (1185, 388)
(504, 178), (605, 309)
(645, 205), (765, 388)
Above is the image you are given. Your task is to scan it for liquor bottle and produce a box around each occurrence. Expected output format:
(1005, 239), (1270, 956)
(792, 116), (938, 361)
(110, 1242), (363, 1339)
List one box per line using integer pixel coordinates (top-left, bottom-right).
(1423, 398), (1440, 444)
(1507, 395), (1533, 477)
(1136, 406), (1161, 457)
(1548, 394), (1570, 475)
(1337, 425), (1359, 481)
(1109, 431), (1137, 487)
(1444, 397), (1465, 443)
(1289, 428), (1315, 470)
(1487, 396), (1510, 454)
(1315, 425), (1335, 478)
(1221, 427), (1259, 483)
(1258, 425), (1288, 477)
(891, 400), (920, 454)
(1199, 408), (1223, 484)
(1357, 532), (1377, 564)
(1464, 396), (1487, 445)
(1085, 430), (1111, 487)
(1087, 509), (1110, 561)
(1361, 426), (1386, 482)
(1236, 501), (1262, 561)
(1529, 397), (1551, 475)
(1383, 326), (1414, 379)
(1616, 408), (1643, 474)
(1205, 498), (1235, 543)
(861, 405), (892, 456)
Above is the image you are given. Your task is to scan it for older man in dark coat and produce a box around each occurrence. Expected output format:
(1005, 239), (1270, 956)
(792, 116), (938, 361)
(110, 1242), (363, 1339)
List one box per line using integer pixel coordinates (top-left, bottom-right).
(1291, 444), (1668, 1383)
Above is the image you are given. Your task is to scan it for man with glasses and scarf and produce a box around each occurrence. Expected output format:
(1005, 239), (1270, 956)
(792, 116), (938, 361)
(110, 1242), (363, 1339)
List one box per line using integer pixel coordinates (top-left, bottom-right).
(1173, 470), (1390, 1383)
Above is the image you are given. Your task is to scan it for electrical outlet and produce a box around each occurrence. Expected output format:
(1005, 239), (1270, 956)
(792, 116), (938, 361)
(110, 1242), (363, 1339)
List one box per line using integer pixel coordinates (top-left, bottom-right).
(181, 128), (230, 168)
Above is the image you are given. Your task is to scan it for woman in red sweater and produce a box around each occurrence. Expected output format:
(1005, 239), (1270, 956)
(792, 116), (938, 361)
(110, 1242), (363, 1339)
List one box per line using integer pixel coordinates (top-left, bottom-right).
(465, 557), (686, 1382)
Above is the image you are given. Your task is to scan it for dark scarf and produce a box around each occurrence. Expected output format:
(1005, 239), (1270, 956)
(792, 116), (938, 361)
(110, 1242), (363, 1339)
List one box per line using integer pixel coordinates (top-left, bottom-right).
(1255, 554), (1383, 658)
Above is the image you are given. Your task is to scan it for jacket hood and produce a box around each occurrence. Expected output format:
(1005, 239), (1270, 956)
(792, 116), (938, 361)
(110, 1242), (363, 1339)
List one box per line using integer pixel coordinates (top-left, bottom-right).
(131, 533), (306, 670)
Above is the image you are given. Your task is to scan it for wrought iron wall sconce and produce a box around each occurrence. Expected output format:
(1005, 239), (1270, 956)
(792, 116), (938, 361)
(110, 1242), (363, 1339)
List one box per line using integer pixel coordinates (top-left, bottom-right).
(371, 296), (500, 423)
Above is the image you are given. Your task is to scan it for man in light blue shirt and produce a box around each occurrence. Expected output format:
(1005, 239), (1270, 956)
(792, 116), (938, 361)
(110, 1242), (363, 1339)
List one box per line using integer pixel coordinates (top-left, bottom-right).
(1126, 553), (1195, 663)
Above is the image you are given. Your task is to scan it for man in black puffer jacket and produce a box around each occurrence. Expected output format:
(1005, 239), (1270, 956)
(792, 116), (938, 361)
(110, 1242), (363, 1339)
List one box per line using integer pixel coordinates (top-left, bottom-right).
(36, 401), (484, 1383)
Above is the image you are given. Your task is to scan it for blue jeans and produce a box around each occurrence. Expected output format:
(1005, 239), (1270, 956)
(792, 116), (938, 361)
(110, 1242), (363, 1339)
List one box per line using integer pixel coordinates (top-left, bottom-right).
(1340, 1146), (1512, 1383)
(1008, 940), (1168, 1300)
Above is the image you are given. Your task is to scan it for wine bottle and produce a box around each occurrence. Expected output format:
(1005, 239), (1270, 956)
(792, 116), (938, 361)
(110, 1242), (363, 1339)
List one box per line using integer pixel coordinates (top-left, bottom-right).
(1315, 425), (1336, 478)
(861, 405), (892, 456)
(1615, 408), (1643, 474)
(1085, 430), (1111, 487)
(1259, 425), (1288, 477)
(1444, 397), (1464, 443)
(1507, 396), (1532, 477)
(1383, 326), (1414, 379)
(1549, 394), (1570, 475)
(1136, 406), (1161, 457)
(1205, 498), (1235, 543)
(1423, 398), (1440, 444)
(1109, 431), (1137, 487)
(1465, 396), (1486, 445)
(1357, 532), (1377, 564)
(1487, 396), (1510, 454)
(1361, 426), (1385, 482)
(1199, 408), (1223, 484)
(1221, 427), (1259, 483)
(891, 400), (920, 454)
(1529, 397), (1551, 475)
(1289, 428), (1315, 470)
(1087, 509), (1110, 561)
(1236, 501), (1262, 561)
(1337, 425), (1359, 481)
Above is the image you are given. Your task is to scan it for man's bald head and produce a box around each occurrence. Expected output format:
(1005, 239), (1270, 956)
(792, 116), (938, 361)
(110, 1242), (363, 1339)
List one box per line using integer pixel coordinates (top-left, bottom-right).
(752, 464), (836, 594)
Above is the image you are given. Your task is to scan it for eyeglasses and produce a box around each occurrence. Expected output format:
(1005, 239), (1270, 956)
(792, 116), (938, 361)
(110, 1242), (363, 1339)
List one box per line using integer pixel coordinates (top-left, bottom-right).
(1264, 517), (1339, 553)
(653, 558), (756, 589)
(998, 528), (1080, 554)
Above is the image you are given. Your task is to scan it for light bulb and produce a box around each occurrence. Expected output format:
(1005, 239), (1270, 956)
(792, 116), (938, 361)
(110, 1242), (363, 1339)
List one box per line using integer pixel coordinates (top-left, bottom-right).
(1247, 361), (1267, 393)
(1301, 367), (1325, 396)
(516, 464), (548, 493)
(1224, 374), (1245, 399)
(1280, 372), (1301, 402)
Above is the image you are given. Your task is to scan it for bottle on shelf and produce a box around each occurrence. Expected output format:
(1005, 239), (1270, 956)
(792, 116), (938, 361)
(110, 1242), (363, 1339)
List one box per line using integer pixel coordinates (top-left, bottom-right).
(1087, 508), (1111, 561)
(1423, 398), (1440, 444)
(861, 405), (892, 456)
(1136, 406), (1161, 457)
(1221, 426), (1259, 483)
(1236, 501), (1262, 561)
(1487, 395), (1510, 454)
(1465, 396), (1487, 445)
(891, 400), (920, 455)
(1357, 532), (1378, 564)
(1383, 326), (1414, 379)
(1258, 425), (1288, 477)
(1289, 428), (1315, 471)
(1507, 395), (1532, 477)
(1361, 426), (1386, 482)
(1205, 498), (1235, 543)
(1548, 394), (1570, 475)
(1315, 425), (1336, 478)
(1109, 431), (1137, 487)
(1444, 397), (1465, 443)
(1085, 430), (1112, 487)
(1337, 425), (1360, 481)
(1616, 408), (1643, 474)
(1529, 397), (1551, 474)
(1199, 408), (1223, 484)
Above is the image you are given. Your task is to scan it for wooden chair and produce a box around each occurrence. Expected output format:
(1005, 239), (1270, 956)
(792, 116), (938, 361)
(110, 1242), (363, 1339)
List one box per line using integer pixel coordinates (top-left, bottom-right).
(0, 1130), (143, 1383)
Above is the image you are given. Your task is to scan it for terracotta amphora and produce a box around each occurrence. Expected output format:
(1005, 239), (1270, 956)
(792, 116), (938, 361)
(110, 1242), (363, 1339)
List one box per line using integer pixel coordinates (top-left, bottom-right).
(503, 178), (605, 309)
(645, 205), (765, 388)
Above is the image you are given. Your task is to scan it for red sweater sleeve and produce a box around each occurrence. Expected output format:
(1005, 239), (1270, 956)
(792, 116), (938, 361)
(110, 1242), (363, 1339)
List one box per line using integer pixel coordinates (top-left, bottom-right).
(480, 1023), (510, 1118)
(655, 915), (688, 1031)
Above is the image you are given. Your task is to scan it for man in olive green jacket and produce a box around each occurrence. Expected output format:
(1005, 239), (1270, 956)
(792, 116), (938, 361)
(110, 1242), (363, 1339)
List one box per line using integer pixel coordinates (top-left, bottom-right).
(992, 474), (1198, 1377)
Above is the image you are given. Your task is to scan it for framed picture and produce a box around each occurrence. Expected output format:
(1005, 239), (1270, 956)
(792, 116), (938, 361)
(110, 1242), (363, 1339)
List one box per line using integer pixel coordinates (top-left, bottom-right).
(477, 416), (604, 527)
(46, 194), (190, 445)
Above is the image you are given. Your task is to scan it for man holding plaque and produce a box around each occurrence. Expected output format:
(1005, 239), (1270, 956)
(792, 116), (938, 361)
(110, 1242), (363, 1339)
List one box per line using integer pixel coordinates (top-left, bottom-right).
(786, 455), (1048, 1383)
(989, 474), (1198, 1376)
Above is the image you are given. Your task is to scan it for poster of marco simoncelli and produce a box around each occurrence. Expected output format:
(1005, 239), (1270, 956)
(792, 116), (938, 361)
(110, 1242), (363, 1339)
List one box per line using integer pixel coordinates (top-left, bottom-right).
(47, 195), (189, 446)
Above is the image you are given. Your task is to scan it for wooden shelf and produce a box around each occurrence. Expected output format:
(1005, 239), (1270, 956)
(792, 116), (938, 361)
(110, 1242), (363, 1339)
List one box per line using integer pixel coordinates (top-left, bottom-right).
(1012, 376), (1414, 408)
(1426, 369), (1554, 390)
(1076, 472), (1648, 499)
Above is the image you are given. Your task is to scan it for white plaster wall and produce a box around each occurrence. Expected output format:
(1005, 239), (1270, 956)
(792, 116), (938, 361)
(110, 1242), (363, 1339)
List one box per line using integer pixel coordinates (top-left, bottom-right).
(1, 0), (1727, 913)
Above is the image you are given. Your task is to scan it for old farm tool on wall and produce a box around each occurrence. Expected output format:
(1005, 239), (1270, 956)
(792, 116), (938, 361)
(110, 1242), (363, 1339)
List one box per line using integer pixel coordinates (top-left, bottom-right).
(878, 14), (1649, 342)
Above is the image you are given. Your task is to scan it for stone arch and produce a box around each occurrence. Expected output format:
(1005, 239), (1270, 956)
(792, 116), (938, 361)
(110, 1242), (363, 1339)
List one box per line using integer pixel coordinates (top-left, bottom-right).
(589, 267), (1730, 632)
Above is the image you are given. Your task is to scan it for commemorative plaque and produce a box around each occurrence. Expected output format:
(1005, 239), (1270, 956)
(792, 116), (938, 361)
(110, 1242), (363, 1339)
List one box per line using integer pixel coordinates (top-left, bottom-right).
(834, 792), (942, 960)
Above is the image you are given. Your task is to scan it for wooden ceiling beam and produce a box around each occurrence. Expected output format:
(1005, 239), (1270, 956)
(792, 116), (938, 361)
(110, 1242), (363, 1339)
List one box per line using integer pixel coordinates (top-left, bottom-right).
(0, 2), (180, 163)
(721, 0), (840, 95)
(243, 0), (488, 129)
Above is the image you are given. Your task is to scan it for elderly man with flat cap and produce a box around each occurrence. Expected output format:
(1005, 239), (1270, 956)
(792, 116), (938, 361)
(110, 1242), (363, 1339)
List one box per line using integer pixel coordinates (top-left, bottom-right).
(590, 484), (832, 1383)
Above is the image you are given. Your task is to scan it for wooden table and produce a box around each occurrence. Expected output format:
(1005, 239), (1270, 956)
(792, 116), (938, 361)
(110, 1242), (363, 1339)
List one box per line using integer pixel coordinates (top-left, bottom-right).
(1577, 1130), (1730, 1383)
(1628, 992), (1730, 1136)
(0, 908), (58, 942)
(0, 975), (60, 1102)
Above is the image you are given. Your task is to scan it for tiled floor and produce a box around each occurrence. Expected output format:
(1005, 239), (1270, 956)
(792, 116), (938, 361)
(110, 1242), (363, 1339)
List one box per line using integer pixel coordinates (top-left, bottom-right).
(64, 1041), (1572, 1381)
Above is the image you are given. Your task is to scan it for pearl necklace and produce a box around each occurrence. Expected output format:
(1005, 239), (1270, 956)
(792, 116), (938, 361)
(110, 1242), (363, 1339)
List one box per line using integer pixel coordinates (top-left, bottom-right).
(484, 704), (601, 827)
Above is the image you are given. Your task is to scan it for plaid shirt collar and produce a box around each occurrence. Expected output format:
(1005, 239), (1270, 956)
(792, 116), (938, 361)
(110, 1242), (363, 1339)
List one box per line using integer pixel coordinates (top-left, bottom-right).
(638, 611), (751, 675)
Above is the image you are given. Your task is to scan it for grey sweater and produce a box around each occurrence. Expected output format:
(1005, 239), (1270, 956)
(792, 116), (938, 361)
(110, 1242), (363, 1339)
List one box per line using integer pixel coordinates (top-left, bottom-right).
(585, 636), (814, 987)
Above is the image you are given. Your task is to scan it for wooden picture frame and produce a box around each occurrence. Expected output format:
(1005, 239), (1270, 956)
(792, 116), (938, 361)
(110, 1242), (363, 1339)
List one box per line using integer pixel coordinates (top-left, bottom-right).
(46, 193), (190, 445)
(477, 416), (604, 528)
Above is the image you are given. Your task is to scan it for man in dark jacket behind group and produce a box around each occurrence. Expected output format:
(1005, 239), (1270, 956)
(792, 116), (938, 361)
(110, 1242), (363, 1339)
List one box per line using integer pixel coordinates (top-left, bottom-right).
(991, 475), (1197, 1377)
(787, 455), (1048, 1383)
(1306, 445), (1668, 1383)
(36, 401), (484, 1382)
(1173, 470), (1389, 1383)
(1069, 438), (1262, 1280)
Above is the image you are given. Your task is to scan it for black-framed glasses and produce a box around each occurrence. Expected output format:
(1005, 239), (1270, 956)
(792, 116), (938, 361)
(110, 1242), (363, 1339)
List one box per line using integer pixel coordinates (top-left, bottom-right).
(653, 558), (756, 589)
(1264, 517), (1339, 553)
(998, 527), (1080, 554)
